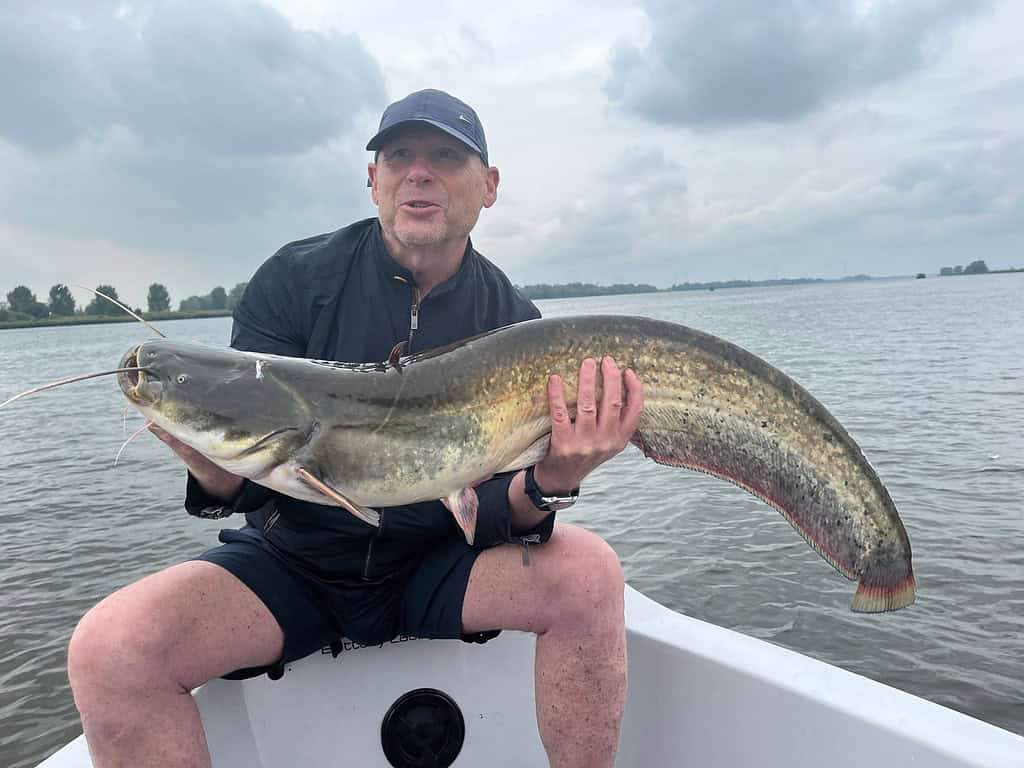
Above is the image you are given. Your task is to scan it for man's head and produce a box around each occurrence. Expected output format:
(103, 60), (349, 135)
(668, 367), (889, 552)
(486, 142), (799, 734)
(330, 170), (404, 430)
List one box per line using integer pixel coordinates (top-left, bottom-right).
(367, 89), (498, 251)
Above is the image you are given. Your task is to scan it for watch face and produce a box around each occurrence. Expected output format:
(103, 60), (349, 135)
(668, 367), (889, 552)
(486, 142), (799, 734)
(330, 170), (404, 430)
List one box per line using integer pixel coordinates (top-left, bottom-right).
(525, 466), (578, 512)
(541, 495), (577, 511)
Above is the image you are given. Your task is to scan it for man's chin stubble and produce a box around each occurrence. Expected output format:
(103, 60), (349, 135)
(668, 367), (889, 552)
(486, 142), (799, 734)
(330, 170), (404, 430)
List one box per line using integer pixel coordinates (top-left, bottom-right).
(395, 228), (445, 247)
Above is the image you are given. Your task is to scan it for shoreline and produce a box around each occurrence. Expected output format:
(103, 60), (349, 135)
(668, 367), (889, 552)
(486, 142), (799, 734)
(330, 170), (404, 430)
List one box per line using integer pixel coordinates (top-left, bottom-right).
(0, 309), (231, 331)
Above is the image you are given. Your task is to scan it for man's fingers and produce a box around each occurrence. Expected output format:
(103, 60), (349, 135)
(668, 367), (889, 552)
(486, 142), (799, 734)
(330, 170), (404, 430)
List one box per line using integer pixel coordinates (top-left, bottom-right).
(547, 374), (573, 442)
(575, 358), (598, 436)
(621, 368), (644, 437)
(598, 356), (623, 431)
(149, 424), (192, 455)
(150, 424), (181, 447)
(148, 423), (171, 442)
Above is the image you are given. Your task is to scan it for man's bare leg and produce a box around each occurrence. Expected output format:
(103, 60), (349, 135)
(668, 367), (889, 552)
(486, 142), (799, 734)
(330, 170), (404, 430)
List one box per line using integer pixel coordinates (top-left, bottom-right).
(462, 523), (627, 768)
(67, 561), (284, 768)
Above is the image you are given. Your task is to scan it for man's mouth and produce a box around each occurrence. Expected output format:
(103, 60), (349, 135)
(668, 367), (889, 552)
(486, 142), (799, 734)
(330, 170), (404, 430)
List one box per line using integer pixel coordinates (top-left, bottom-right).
(401, 200), (441, 209)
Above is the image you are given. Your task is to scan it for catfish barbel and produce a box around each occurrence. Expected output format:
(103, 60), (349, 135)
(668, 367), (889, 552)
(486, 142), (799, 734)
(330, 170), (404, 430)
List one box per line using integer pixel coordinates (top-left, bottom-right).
(10, 314), (916, 613)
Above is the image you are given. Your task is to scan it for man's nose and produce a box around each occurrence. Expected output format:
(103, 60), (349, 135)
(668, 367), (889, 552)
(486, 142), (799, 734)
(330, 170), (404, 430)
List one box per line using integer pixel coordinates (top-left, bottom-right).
(405, 154), (434, 183)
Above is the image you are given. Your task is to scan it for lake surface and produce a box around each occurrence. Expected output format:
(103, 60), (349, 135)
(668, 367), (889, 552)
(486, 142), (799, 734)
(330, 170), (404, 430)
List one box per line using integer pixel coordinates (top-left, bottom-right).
(1, 274), (1022, 767)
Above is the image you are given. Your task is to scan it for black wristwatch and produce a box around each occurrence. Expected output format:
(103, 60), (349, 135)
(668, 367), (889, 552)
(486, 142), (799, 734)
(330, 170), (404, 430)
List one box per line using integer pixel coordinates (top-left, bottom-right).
(523, 465), (579, 512)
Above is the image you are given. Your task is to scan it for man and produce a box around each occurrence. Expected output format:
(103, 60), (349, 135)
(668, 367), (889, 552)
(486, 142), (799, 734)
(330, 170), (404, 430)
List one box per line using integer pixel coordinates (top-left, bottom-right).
(67, 89), (644, 768)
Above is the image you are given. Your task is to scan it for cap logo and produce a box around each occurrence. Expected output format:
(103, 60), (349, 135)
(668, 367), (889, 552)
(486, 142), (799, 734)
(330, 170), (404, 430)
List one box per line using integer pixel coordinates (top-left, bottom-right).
(458, 114), (473, 124)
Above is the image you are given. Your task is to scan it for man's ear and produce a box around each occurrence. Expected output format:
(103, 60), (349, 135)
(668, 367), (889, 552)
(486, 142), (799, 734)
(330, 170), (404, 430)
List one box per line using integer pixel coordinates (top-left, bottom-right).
(483, 166), (499, 208)
(368, 163), (378, 205)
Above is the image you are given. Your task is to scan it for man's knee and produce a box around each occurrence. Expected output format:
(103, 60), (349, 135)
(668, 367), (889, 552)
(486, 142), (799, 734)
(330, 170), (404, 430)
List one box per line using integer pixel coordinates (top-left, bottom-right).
(543, 526), (624, 626)
(68, 595), (177, 704)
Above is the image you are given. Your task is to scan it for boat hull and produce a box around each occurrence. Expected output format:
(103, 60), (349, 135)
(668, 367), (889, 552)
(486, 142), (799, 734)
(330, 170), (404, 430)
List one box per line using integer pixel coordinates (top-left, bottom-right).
(37, 587), (1023, 767)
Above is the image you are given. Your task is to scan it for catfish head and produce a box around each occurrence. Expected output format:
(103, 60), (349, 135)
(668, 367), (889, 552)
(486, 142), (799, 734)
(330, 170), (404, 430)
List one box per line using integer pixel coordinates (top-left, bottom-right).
(118, 339), (317, 478)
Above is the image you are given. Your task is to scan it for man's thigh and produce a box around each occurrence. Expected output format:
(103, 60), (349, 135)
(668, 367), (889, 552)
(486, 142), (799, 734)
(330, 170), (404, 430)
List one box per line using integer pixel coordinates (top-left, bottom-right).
(72, 559), (286, 690)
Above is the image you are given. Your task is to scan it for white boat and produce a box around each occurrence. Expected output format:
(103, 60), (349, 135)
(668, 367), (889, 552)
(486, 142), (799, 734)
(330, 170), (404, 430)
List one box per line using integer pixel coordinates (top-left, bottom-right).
(39, 586), (1023, 767)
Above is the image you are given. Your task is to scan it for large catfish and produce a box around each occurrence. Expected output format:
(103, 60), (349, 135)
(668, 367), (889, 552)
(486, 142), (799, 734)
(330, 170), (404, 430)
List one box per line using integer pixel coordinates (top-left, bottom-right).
(114, 315), (914, 612)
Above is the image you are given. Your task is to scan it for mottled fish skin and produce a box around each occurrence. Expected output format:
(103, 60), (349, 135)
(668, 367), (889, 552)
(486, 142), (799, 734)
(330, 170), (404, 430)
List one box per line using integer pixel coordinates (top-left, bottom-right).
(118, 315), (915, 613)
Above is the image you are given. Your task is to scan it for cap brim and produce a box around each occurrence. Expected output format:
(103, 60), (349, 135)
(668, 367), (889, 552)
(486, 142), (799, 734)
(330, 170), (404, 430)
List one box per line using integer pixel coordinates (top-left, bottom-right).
(366, 118), (484, 159)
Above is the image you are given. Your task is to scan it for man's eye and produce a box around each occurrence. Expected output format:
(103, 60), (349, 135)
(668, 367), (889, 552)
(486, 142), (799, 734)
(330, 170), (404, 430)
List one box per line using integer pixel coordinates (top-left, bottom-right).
(433, 147), (462, 164)
(386, 148), (411, 161)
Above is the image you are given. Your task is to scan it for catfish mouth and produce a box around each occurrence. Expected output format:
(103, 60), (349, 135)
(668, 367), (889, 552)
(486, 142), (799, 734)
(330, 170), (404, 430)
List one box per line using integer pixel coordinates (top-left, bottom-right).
(118, 345), (162, 405)
(119, 346), (140, 386)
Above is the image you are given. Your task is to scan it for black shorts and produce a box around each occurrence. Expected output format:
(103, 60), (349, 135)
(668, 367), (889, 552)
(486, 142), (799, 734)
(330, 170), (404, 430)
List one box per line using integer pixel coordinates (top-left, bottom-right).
(195, 526), (497, 678)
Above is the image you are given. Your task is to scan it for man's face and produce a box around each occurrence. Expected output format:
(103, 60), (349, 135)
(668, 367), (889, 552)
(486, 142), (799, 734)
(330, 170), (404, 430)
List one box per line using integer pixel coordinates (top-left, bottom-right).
(369, 125), (498, 250)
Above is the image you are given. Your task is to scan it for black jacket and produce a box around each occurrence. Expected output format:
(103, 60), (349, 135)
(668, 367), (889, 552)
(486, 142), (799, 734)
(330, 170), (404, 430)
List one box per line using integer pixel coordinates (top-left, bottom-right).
(185, 218), (548, 580)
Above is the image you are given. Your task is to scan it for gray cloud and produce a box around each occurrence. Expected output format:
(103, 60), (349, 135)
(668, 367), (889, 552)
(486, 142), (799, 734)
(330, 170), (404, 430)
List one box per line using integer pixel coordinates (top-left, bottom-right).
(605, 0), (991, 127)
(0, 2), (119, 151)
(523, 148), (691, 283)
(0, 0), (386, 298)
(513, 136), (1024, 286)
(0, 1), (384, 155)
(875, 139), (1022, 224)
(116, 3), (383, 156)
(967, 75), (1024, 111)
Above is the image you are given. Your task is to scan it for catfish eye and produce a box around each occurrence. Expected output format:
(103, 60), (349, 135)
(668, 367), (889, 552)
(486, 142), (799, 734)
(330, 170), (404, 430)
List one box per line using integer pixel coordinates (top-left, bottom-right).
(177, 374), (189, 384)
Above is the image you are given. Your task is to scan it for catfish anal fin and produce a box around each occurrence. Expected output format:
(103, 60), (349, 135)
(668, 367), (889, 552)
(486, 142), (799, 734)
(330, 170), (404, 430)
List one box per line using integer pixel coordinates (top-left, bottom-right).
(296, 467), (380, 527)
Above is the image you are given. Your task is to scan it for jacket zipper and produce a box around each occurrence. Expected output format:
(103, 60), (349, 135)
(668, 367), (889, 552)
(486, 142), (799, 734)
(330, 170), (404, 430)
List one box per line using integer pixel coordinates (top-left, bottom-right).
(408, 284), (421, 350)
(392, 275), (422, 352)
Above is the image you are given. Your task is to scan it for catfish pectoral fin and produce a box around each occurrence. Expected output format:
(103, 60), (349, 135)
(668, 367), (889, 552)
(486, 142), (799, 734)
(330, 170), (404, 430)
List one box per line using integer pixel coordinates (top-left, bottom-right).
(387, 341), (408, 371)
(296, 467), (380, 527)
(442, 487), (479, 545)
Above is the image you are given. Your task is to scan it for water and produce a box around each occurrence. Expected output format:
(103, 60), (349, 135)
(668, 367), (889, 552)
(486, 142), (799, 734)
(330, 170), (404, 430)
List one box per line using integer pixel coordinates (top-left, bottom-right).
(1, 274), (1022, 767)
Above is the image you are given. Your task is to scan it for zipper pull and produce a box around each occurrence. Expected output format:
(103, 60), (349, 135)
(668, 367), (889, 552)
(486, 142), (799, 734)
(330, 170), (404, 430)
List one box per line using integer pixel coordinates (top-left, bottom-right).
(518, 533), (542, 566)
(409, 284), (421, 332)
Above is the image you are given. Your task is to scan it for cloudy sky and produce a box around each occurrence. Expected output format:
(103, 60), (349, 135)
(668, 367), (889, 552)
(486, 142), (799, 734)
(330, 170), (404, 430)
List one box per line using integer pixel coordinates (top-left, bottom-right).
(1, 0), (1021, 309)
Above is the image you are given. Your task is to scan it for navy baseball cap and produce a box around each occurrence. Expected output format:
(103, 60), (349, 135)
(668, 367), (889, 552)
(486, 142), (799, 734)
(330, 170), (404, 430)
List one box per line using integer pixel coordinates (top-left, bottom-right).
(366, 89), (489, 166)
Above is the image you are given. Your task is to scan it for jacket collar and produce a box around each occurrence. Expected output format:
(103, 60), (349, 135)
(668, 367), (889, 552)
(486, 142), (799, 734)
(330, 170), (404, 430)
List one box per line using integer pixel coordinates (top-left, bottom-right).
(371, 221), (475, 301)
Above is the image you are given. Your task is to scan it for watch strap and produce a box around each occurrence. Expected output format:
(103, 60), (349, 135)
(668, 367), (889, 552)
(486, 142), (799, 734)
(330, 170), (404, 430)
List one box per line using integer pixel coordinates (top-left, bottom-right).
(523, 465), (579, 511)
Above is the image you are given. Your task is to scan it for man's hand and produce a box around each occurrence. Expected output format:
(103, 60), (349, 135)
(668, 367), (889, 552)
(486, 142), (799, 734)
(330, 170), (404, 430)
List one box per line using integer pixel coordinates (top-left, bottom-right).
(149, 425), (244, 504)
(533, 356), (644, 494)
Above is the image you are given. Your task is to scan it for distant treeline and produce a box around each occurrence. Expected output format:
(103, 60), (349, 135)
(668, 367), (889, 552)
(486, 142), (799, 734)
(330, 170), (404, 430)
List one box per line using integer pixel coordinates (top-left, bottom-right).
(0, 309), (234, 330)
(517, 275), (872, 300)
(667, 276), (856, 292)
(517, 282), (660, 299)
(938, 260), (1022, 276)
(0, 281), (249, 326)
